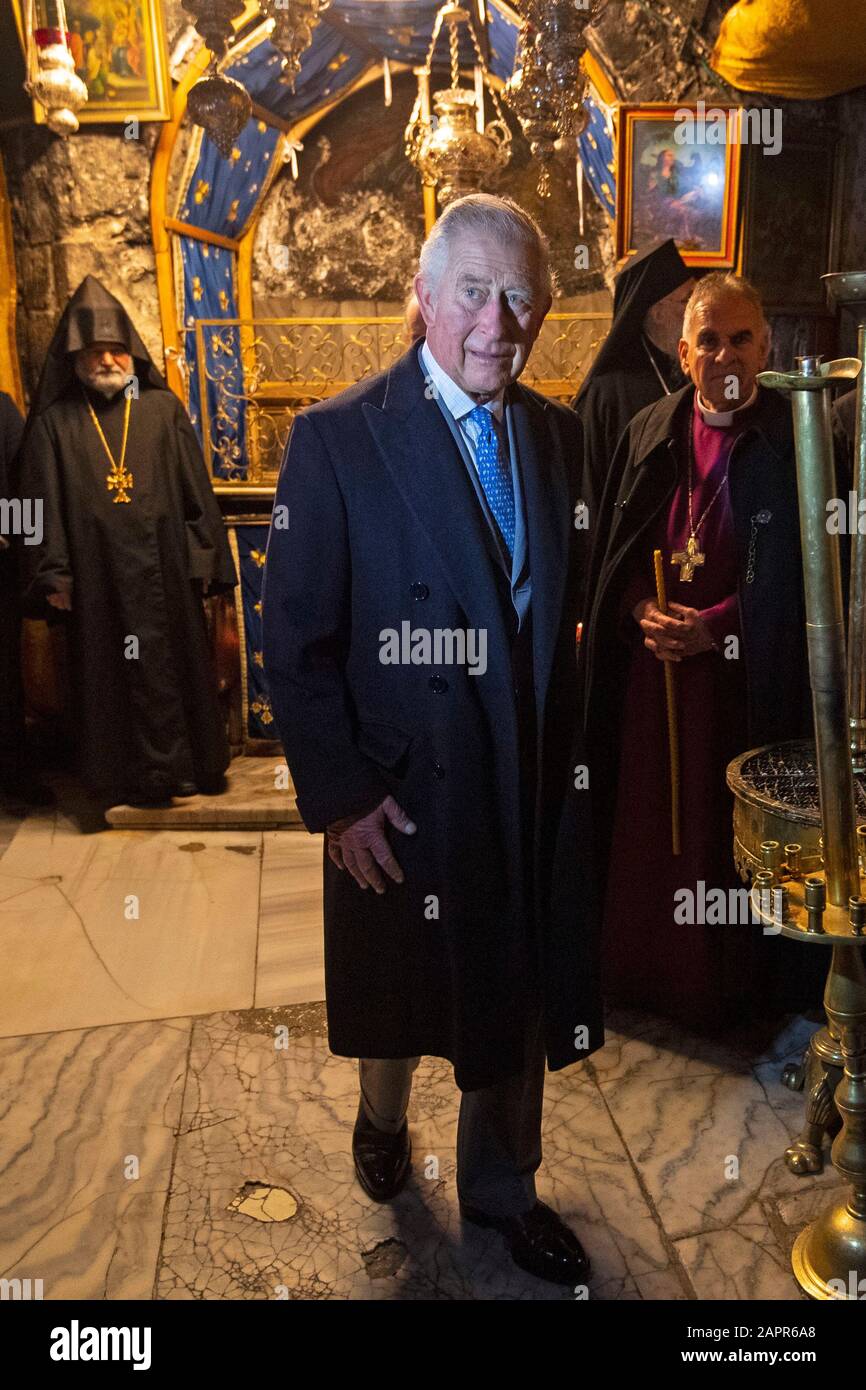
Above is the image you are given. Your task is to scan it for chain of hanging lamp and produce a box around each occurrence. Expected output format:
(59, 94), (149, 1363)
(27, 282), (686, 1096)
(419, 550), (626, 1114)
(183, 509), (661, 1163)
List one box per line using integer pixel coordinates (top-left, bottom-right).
(405, 3), (511, 207)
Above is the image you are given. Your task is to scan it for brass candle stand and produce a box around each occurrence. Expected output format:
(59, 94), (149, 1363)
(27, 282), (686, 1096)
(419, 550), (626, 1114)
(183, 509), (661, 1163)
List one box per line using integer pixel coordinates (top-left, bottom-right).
(729, 349), (866, 1298)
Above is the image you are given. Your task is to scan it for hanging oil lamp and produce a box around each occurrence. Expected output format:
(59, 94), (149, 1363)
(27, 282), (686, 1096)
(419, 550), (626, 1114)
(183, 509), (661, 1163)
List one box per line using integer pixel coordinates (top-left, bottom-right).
(505, 0), (606, 196)
(182, 0), (252, 159)
(405, 3), (512, 208)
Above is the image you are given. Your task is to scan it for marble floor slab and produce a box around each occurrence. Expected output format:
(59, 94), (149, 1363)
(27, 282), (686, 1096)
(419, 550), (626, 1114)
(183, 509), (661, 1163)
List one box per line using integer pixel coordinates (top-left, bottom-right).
(0, 816), (261, 1037)
(590, 1009), (840, 1237)
(590, 1008), (844, 1301)
(0, 1019), (191, 1300)
(0, 998), (847, 1302)
(155, 1007), (689, 1301)
(106, 756), (302, 829)
(255, 832), (325, 1008)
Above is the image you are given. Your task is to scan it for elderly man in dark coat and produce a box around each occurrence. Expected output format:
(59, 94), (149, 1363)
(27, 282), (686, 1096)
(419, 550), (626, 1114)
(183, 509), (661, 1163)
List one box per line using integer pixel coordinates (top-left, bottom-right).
(262, 193), (601, 1286)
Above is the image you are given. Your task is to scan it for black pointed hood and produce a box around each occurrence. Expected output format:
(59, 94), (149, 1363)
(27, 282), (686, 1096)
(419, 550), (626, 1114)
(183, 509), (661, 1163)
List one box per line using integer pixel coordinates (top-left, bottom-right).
(575, 239), (692, 404)
(25, 275), (167, 422)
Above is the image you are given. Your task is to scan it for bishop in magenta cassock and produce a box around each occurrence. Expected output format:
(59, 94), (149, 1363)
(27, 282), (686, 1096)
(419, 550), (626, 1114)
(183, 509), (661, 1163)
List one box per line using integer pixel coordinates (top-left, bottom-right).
(581, 273), (823, 1031)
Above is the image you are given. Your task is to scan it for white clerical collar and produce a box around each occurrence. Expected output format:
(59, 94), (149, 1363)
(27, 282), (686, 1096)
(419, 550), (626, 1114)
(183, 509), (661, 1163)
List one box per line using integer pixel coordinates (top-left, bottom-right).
(420, 339), (505, 423)
(696, 384), (759, 428)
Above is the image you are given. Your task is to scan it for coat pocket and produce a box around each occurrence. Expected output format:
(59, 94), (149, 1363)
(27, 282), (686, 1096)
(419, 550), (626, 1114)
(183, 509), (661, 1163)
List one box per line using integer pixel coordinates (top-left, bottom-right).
(355, 717), (414, 774)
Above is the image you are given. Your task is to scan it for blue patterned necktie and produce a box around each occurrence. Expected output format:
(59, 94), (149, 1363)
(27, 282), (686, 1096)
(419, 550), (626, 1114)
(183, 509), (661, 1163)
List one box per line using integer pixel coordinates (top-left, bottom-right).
(466, 404), (516, 557)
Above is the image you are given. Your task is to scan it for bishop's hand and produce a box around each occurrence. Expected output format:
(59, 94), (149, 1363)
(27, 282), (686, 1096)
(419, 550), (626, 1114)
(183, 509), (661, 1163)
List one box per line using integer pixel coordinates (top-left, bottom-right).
(633, 597), (715, 661)
(47, 590), (72, 612)
(327, 795), (417, 895)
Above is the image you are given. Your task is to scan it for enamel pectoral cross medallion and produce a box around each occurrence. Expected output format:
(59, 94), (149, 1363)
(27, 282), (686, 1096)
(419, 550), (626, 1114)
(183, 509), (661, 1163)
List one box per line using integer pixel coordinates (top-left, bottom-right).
(672, 534), (705, 583)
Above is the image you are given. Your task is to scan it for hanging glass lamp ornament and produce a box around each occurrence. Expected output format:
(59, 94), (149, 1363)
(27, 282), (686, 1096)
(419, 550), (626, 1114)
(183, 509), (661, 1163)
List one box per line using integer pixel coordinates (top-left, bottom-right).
(22, 0), (88, 135)
(405, 2), (512, 208)
(181, 0), (252, 159)
(187, 67), (252, 158)
(505, 1), (606, 197)
(181, 0), (247, 59)
(260, 0), (332, 90)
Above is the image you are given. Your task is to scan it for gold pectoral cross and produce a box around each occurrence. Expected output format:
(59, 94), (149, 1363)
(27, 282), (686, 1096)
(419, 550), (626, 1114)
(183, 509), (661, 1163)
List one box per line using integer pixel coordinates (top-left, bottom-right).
(106, 464), (133, 504)
(671, 534), (705, 582)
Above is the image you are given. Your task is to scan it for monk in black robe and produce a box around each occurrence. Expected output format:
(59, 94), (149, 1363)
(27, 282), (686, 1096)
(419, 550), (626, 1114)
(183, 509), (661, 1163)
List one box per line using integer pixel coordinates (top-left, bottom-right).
(0, 390), (51, 804)
(581, 272), (822, 1030)
(573, 240), (695, 521)
(17, 276), (237, 806)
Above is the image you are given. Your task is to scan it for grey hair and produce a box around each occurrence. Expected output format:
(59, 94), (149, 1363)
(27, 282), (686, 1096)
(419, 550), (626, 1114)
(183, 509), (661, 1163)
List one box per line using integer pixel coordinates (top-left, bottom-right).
(683, 271), (768, 340)
(418, 193), (553, 298)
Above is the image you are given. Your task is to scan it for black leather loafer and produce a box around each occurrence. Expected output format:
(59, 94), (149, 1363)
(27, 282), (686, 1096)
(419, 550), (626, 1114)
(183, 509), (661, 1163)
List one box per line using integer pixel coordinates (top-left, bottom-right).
(459, 1199), (590, 1286)
(352, 1106), (411, 1202)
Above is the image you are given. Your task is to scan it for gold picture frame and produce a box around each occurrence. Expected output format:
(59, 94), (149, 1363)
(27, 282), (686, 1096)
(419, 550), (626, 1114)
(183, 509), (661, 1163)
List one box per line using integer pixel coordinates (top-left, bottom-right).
(616, 103), (743, 268)
(12, 0), (171, 124)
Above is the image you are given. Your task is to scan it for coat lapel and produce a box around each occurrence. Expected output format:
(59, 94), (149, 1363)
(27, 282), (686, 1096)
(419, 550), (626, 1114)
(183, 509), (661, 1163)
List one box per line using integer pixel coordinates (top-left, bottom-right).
(361, 349), (514, 698)
(509, 384), (569, 713)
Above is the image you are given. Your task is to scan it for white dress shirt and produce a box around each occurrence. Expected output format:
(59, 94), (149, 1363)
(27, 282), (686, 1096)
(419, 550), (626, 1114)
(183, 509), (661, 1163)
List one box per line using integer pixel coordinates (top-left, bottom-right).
(420, 339), (508, 469)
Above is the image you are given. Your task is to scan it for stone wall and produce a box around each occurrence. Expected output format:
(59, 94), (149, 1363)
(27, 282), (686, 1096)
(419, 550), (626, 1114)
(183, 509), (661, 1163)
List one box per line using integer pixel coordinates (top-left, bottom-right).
(0, 0), (193, 395)
(1, 122), (162, 387)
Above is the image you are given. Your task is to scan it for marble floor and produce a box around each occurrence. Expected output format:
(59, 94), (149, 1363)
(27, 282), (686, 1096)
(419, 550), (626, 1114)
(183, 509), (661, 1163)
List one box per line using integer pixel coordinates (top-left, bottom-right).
(0, 802), (847, 1301)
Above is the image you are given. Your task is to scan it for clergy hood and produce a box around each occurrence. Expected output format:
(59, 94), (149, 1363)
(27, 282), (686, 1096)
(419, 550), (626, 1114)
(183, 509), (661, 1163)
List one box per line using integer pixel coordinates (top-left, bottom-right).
(575, 238), (692, 405)
(26, 275), (166, 424)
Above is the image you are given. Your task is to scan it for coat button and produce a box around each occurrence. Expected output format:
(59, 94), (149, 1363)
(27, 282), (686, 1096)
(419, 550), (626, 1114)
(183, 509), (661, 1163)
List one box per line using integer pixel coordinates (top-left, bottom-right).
(432, 760), (445, 780)
(429, 675), (448, 694)
(410, 581), (429, 600)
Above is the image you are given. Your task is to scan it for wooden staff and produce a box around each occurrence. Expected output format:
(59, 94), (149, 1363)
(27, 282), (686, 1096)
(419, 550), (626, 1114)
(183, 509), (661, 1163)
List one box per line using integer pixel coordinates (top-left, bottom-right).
(653, 548), (681, 856)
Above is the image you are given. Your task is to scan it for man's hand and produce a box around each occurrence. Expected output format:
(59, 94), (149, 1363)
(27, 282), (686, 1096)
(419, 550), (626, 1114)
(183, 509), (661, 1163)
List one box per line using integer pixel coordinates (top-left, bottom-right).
(632, 597), (716, 661)
(327, 795), (417, 894)
(47, 590), (72, 611)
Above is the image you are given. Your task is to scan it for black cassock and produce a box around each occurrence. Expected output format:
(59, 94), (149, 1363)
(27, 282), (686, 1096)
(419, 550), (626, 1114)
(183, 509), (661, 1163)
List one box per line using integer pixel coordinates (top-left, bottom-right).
(18, 279), (237, 803)
(572, 239), (691, 521)
(0, 390), (26, 785)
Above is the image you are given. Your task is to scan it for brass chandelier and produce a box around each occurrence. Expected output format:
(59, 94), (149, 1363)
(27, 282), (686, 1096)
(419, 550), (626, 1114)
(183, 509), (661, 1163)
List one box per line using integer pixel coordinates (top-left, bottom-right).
(505, 0), (607, 196)
(405, 3), (511, 209)
(260, 0), (332, 89)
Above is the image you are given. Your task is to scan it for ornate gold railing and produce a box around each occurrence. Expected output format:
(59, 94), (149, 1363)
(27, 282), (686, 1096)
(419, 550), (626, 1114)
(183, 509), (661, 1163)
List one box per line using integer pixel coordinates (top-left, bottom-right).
(192, 312), (612, 488)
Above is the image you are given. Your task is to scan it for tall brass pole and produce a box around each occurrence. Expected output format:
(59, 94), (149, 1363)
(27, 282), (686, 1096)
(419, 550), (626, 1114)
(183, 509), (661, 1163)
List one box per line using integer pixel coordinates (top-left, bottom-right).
(757, 355), (866, 1298)
(823, 273), (866, 774)
(789, 361), (859, 906)
(849, 324), (866, 769)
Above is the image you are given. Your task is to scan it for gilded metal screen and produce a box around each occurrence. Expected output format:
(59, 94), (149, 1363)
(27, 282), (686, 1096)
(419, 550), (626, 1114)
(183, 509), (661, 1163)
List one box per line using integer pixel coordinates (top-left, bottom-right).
(193, 312), (611, 485)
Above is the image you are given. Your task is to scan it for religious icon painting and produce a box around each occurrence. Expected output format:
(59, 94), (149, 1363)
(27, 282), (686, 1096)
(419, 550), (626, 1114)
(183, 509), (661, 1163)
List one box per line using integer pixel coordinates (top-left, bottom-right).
(615, 104), (743, 267)
(13, 0), (171, 123)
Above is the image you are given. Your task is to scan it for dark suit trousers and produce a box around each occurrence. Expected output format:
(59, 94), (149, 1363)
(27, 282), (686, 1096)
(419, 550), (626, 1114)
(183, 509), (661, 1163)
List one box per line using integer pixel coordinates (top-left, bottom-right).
(360, 990), (545, 1217)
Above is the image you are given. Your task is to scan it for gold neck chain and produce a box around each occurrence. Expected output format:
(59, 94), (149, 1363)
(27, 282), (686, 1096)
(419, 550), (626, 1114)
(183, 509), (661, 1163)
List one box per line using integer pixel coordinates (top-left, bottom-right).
(82, 387), (134, 504)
